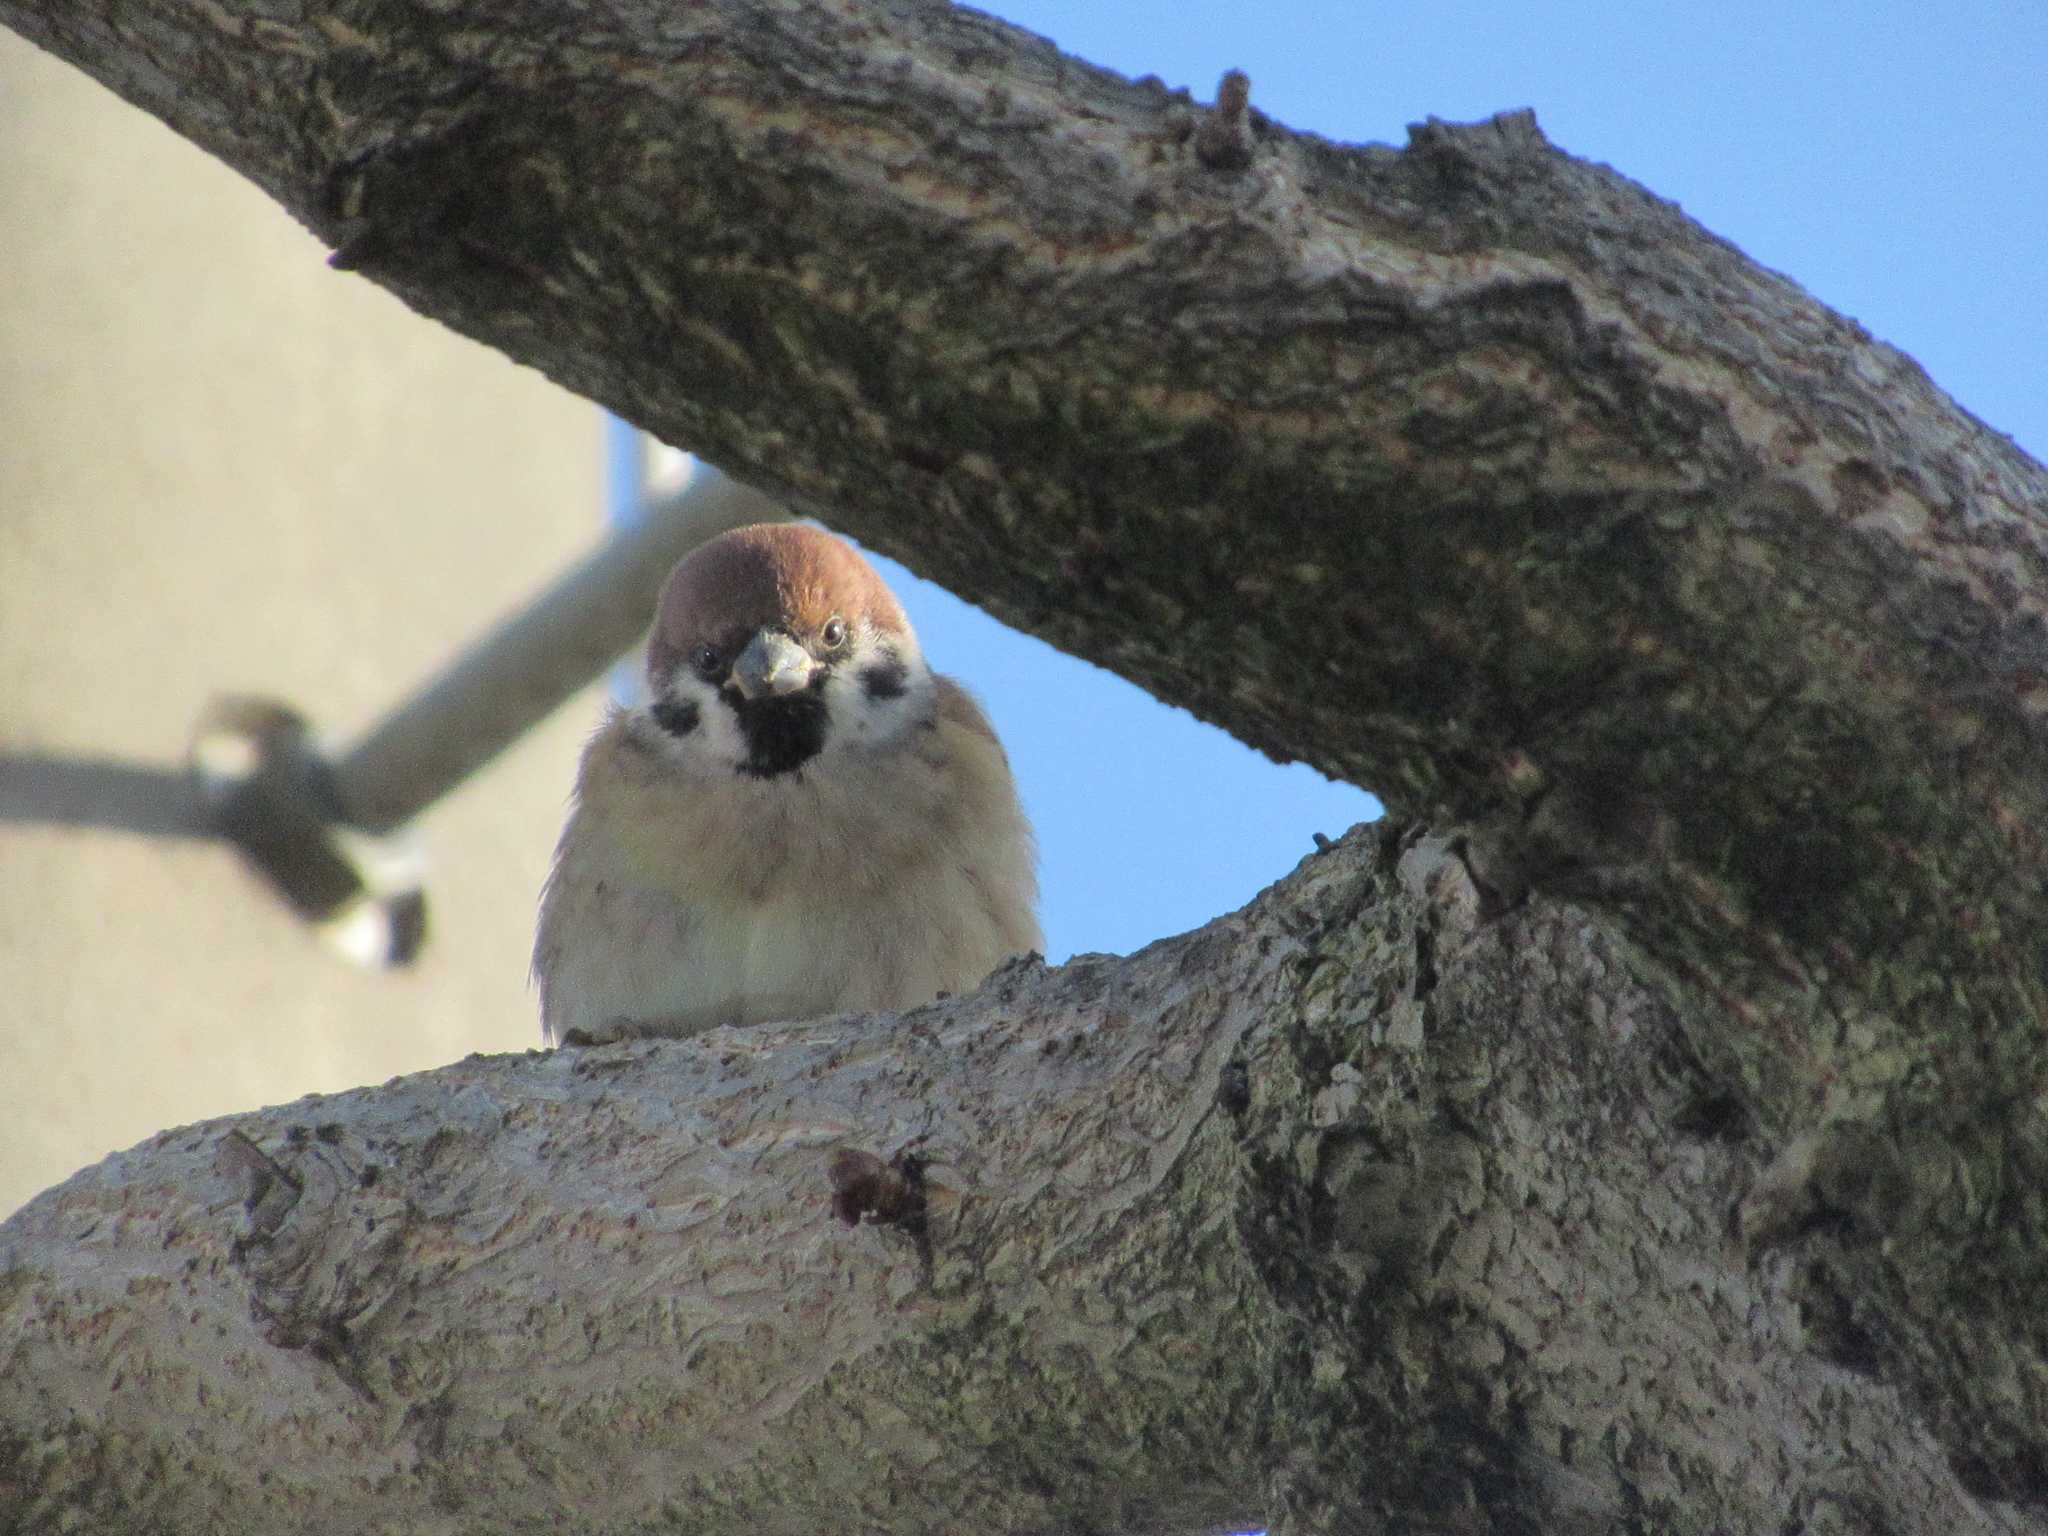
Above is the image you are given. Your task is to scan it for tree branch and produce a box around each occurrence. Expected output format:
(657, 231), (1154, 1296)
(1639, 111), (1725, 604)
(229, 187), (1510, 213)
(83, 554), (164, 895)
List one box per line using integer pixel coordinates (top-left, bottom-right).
(1, 829), (2026, 1532)
(4, 0), (2046, 1524)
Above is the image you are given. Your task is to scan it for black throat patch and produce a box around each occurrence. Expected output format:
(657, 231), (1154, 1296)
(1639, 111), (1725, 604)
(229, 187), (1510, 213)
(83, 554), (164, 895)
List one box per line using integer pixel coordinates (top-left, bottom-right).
(728, 683), (831, 779)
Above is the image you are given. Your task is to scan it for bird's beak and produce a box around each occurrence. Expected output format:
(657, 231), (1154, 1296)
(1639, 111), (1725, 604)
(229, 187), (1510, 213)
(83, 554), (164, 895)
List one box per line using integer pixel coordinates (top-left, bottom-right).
(729, 630), (816, 699)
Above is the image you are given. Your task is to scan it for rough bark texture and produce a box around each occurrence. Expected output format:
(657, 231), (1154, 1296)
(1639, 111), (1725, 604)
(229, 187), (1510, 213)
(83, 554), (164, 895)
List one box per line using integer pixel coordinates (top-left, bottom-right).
(2, 0), (2046, 1530)
(0, 828), (2028, 1534)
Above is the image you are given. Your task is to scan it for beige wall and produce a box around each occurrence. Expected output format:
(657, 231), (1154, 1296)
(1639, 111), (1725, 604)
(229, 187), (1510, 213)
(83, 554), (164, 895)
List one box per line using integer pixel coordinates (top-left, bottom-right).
(1, 32), (609, 1214)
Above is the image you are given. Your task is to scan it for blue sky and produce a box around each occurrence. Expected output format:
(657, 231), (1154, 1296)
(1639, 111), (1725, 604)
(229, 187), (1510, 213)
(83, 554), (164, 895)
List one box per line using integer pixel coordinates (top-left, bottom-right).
(703, 3), (2046, 966)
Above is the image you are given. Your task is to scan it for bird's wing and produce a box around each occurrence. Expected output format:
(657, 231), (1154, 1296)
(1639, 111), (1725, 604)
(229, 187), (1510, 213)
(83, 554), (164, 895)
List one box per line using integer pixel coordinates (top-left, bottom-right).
(929, 674), (1043, 959)
(532, 710), (745, 1042)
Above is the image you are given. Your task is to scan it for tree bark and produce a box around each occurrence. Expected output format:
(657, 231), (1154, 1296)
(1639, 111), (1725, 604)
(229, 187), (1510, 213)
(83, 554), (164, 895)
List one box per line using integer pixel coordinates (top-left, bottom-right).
(2, 0), (2045, 1530)
(0, 828), (2026, 1534)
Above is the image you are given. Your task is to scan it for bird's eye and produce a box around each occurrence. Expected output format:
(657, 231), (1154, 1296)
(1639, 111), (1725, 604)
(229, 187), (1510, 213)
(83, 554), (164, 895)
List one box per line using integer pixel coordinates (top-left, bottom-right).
(691, 644), (722, 680)
(820, 617), (848, 650)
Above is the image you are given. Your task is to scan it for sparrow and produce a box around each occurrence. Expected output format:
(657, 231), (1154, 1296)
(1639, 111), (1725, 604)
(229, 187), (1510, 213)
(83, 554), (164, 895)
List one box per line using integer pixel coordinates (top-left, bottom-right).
(533, 522), (1040, 1043)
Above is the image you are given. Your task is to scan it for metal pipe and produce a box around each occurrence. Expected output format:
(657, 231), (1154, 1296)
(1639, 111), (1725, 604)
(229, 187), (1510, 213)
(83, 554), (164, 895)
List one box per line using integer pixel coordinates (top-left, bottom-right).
(331, 467), (785, 834)
(0, 758), (210, 837)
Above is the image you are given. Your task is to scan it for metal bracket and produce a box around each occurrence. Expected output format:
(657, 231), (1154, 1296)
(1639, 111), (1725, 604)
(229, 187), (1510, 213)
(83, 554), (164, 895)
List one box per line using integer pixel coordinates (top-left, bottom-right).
(5, 467), (784, 968)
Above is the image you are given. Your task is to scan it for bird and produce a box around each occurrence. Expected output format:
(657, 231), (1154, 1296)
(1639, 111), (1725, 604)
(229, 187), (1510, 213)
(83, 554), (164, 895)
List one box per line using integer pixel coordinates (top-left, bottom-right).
(533, 522), (1040, 1044)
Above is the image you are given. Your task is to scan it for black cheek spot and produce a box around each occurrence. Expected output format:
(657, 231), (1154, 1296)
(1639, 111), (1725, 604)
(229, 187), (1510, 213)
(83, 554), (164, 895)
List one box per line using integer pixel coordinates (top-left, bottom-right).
(651, 698), (700, 738)
(860, 649), (909, 701)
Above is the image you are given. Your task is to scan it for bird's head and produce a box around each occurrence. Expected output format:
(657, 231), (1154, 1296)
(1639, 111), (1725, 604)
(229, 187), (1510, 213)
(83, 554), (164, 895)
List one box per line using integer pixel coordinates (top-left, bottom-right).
(642, 523), (934, 779)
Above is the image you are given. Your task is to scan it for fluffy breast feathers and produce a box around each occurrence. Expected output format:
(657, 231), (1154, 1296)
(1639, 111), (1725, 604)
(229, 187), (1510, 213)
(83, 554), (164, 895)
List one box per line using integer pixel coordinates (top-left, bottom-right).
(535, 643), (1040, 1040)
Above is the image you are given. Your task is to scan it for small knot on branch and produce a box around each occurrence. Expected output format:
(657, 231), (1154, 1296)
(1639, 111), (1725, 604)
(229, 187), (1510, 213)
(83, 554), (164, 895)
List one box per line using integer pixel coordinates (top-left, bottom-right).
(1195, 69), (1256, 172)
(828, 1148), (928, 1233)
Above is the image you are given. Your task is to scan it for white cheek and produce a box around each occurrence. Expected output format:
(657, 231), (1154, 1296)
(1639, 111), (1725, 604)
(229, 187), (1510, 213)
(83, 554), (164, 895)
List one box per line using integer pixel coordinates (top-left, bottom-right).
(648, 671), (750, 771)
(820, 643), (933, 753)
(699, 705), (752, 768)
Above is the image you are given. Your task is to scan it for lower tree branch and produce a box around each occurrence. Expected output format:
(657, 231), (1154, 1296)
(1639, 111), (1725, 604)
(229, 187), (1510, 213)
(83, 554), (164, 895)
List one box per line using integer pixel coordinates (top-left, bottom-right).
(1, 828), (2032, 1532)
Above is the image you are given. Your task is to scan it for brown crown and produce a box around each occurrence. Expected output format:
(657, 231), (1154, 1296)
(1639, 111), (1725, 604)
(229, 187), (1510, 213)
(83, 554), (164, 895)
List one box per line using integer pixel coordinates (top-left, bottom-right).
(646, 523), (911, 687)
